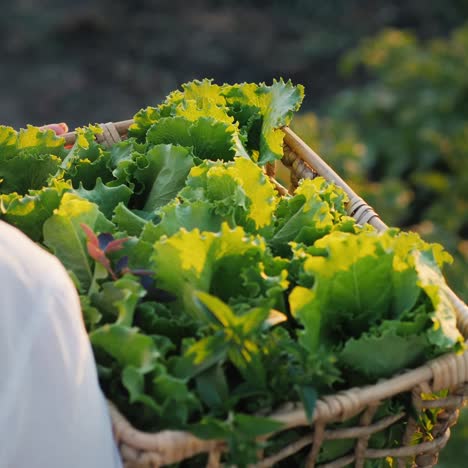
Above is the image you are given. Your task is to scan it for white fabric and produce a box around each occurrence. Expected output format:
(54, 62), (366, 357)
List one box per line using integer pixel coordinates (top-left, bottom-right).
(0, 221), (121, 468)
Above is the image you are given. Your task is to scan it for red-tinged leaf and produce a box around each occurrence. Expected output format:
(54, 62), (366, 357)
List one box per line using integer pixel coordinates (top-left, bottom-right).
(105, 237), (130, 253)
(86, 242), (117, 279)
(87, 241), (107, 263)
(81, 223), (99, 247)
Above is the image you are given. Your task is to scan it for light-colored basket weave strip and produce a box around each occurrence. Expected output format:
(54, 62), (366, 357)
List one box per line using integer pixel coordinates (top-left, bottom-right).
(265, 162), (276, 178)
(64, 120), (132, 146)
(325, 412), (404, 440)
(269, 177), (289, 196)
(398, 415), (419, 468)
(268, 349), (468, 432)
(282, 142), (318, 192)
(417, 385), (468, 409)
(402, 383), (458, 468)
(110, 402), (221, 463)
(305, 421), (325, 468)
(110, 386), (460, 468)
(97, 122), (123, 146)
(353, 402), (380, 468)
(255, 410), (447, 468)
(207, 449), (223, 468)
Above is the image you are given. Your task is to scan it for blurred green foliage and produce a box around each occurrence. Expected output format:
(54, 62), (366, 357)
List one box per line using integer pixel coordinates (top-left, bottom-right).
(438, 408), (468, 467)
(292, 23), (468, 301)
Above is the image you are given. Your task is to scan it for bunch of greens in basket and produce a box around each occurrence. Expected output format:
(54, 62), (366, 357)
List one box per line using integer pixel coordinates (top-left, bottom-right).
(0, 79), (463, 466)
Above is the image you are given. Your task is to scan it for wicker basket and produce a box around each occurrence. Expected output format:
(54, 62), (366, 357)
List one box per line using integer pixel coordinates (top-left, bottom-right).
(63, 121), (468, 468)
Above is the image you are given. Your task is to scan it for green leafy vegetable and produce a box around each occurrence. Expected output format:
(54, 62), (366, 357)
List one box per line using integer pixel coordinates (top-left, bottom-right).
(131, 143), (194, 211)
(179, 157), (278, 233)
(1, 78), (463, 467)
(223, 79), (305, 164)
(0, 180), (71, 241)
(0, 125), (66, 194)
(73, 178), (132, 219)
(152, 224), (287, 316)
(43, 193), (114, 290)
(270, 177), (355, 255)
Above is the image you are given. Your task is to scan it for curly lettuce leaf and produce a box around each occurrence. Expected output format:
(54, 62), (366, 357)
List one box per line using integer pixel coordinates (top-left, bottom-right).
(66, 154), (114, 190)
(61, 126), (102, 165)
(130, 79), (304, 164)
(167, 79), (227, 108)
(144, 199), (223, 241)
(190, 117), (248, 160)
(91, 275), (146, 327)
(131, 143), (194, 212)
(290, 231), (407, 349)
(0, 125), (66, 195)
(112, 203), (148, 236)
(390, 231), (452, 316)
(109, 138), (147, 168)
(147, 116), (246, 161)
(168, 90), (249, 159)
(0, 125), (66, 159)
(90, 324), (160, 373)
(59, 126), (116, 189)
(128, 105), (167, 140)
(0, 180), (71, 241)
(179, 162), (247, 227)
(152, 224), (287, 317)
(144, 116), (192, 148)
(179, 157), (278, 234)
(130, 79), (248, 159)
(339, 307), (432, 381)
(414, 250), (464, 352)
(339, 326), (430, 380)
(223, 79), (304, 164)
(107, 138), (147, 187)
(0, 150), (62, 194)
(172, 95), (234, 126)
(271, 178), (355, 255)
(43, 193), (114, 291)
(135, 301), (198, 347)
(73, 178), (132, 219)
(290, 230), (462, 358)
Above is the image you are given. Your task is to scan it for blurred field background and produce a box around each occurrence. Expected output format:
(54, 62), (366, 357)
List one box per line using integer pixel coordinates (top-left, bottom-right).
(1, 1), (466, 465)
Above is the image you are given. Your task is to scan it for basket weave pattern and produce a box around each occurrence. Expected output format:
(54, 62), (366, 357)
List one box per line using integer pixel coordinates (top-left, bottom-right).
(64, 122), (468, 468)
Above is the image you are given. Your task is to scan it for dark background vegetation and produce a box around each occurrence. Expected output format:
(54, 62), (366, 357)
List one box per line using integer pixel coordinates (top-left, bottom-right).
(1, 0), (465, 128)
(1, 1), (466, 465)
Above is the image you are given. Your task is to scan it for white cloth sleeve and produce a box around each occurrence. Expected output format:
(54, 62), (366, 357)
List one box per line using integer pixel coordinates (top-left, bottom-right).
(0, 221), (122, 468)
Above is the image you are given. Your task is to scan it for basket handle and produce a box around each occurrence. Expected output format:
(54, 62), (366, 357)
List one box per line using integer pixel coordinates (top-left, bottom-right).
(62, 119), (133, 146)
(282, 127), (388, 232)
